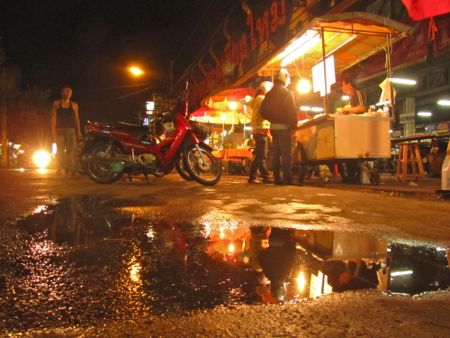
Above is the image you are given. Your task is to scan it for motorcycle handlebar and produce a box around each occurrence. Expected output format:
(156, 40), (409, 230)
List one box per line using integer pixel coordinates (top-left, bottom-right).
(149, 81), (190, 125)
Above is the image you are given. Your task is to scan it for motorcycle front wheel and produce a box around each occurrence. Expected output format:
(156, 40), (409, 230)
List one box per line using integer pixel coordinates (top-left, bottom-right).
(183, 145), (221, 186)
(87, 143), (124, 184)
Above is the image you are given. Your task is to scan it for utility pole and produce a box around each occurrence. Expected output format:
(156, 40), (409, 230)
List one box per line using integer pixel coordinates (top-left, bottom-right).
(169, 59), (174, 94)
(0, 45), (8, 167)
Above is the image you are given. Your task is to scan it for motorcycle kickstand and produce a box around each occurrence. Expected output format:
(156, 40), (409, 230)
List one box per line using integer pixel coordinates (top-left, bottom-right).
(144, 173), (150, 184)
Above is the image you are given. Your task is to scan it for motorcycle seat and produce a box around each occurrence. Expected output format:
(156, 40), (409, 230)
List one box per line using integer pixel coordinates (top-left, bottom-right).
(115, 122), (149, 141)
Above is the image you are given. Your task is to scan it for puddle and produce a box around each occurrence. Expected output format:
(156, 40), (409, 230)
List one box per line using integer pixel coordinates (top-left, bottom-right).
(1, 196), (449, 330)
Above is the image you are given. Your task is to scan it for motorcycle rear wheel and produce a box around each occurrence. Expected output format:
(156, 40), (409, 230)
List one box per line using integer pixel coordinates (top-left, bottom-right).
(87, 143), (124, 184)
(183, 145), (221, 186)
(176, 155), (193, 181)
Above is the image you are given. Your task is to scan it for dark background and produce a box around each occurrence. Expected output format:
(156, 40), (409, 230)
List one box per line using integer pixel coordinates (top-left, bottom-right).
(0, 0), (236, 123)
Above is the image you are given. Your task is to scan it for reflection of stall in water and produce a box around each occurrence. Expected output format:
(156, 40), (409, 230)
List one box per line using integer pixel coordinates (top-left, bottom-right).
(292, 230), (388, 298)
(205, 226), (450, 302)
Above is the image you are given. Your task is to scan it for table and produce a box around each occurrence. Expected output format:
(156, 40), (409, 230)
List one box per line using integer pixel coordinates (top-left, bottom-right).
(391, 133), (450, 144)
(212, 148), (253, 174)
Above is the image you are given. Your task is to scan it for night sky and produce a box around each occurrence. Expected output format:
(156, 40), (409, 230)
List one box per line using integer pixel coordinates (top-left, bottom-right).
(0, 0), (234, 122)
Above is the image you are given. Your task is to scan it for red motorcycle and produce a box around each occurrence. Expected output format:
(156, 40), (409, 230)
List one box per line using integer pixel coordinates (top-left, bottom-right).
(82, 84), (221, 186)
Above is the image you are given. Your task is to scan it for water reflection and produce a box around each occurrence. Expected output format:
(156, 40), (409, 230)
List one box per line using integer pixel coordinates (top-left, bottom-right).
(388, 244), (450, 295)
(215, 226), (449, 301)
(4, 196), (449, 330)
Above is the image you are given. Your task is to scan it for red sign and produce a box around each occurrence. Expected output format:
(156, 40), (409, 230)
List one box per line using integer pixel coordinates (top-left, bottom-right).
(187, 0), (297, 107)
(401, 0), (450, 20)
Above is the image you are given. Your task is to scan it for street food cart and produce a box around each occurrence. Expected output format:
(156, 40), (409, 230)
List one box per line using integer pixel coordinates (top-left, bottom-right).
(294, 114), (391, 183)
(258, 12), (411, 184)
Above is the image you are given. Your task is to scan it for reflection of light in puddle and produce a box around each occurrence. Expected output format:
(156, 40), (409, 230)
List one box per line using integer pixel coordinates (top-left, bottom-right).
(130, 262), (142, 283)
(202, 222), (212, 238)
(198, 218), (239, 240)
(210, 200), (224, 205)
(264, 203), (341, 214)
(296, 271), (307, 292)
(238, 199), (263, 205)
(146, 227), (155, 239)
(30, 241), (55, 257)
(228, 243), (235, 253)
(37, 168), (49, 174)
(352, 210), (384, 218)
(118, 206), (163, 217)
(124, 256), (143, 294)
(316, 193), (336, 197)
(11, 200), (450, 316)
(196, 214), (256, 246)
(223, 199), (264, 211)
(33, 205), (47, 214)
(197, 212), (239, 229)
(202, 188), (216, 192)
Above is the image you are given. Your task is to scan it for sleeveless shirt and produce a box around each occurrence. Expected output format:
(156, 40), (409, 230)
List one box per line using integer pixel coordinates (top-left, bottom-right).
(56, 100), (76, 129)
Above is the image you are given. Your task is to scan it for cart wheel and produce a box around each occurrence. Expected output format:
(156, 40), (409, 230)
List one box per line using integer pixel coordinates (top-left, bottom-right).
(369, 172), (380, 185)
(340, 160), (360, 183)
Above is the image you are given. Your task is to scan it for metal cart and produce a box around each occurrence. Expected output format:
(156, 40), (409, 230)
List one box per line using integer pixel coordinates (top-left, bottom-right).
(292, 114), (391, 184)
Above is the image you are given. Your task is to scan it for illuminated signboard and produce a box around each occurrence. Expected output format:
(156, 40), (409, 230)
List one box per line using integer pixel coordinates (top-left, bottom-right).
(312, 55), (335, 97)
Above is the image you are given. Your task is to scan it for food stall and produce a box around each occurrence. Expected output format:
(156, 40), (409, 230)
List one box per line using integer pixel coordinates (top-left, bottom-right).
(190, 88), (256, 173)
(257, 12), (411, 184)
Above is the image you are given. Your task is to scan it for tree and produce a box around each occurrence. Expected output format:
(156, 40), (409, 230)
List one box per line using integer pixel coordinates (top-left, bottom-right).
(0, 46), (7, 166)
(7, 87), (51, 147)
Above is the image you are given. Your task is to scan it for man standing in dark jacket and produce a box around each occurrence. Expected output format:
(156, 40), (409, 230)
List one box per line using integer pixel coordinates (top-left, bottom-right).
(260, 69), (297, 185)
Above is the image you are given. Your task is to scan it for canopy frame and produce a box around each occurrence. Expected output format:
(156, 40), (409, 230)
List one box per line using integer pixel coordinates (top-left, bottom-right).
(259, 11), (411, 119)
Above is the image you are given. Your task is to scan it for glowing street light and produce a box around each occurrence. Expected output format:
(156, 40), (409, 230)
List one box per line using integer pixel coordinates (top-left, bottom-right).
(32, 150), (52, 169)
(437, 99), (450, 106)
(296, 78), (312, 94)
(128, 66), (144, 77)
(390, 77), (416, 86)
(417, 111), (432, 117)
(220, 114), (227, 136)
(228, 101), (238, 110)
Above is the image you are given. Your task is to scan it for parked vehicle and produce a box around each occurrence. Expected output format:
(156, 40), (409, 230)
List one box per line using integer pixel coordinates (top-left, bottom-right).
(82, 83), (221, 186)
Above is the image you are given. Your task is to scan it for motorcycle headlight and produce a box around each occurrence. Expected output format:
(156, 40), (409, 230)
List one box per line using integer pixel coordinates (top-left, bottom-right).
(32, 150), (52, 169)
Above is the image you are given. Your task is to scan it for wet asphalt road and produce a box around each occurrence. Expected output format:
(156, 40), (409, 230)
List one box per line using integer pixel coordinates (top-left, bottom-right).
(0, 169), (449, 334)
(1, 169), (449, 242)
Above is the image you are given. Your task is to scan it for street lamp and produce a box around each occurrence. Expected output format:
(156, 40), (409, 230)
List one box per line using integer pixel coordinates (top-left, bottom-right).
(0, 50), (8, 167)
(128, 66), (144, 77)
(220, 114), (227, 137)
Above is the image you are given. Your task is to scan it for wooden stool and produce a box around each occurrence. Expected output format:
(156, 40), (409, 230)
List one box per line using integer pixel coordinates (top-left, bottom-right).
(396, 142), (425, 182)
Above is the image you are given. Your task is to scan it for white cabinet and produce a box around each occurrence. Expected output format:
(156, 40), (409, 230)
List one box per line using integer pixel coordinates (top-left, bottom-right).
(295, 115), (391, 161)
